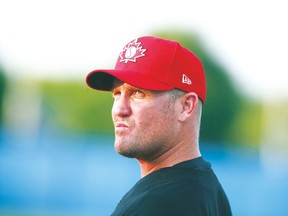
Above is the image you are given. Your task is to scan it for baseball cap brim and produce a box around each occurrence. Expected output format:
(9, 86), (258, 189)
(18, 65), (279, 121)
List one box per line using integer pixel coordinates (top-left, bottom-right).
(86, 69), (174, 92)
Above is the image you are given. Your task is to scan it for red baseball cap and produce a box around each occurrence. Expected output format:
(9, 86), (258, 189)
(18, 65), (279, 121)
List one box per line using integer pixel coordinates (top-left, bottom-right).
(86, 36), (206, 102)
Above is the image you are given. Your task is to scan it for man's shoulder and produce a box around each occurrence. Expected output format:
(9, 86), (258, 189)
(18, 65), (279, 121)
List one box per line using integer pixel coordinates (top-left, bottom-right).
(112, 161), (222, 216)
(112, 186), (223, 216)
(123, 157), (219, 201)
(111, 158), (232, 216)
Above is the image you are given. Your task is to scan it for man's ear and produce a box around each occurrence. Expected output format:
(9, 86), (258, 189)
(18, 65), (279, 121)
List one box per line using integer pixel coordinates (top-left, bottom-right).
(178, 92), (198, 122)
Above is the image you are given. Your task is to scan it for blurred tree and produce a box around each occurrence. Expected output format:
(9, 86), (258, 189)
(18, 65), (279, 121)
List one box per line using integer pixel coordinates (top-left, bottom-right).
(152, 30), (243, 144)
(40, 80), (114, 134)
(0, 66), (6, 127)
(226, 98), (263, 146)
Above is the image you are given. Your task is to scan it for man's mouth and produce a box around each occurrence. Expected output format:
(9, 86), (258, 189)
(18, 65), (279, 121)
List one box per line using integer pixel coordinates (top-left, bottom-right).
(115, 122), (129, 128)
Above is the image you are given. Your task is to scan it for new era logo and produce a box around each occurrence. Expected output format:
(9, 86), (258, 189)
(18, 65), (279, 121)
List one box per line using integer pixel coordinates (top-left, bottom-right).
(182, 74), (192, 85)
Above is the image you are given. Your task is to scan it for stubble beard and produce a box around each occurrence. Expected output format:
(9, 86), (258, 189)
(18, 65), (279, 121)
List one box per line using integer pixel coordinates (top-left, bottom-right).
(114, 119), (175, 161)
(113, 96), (177, 161)
(114, 131), (165, 161)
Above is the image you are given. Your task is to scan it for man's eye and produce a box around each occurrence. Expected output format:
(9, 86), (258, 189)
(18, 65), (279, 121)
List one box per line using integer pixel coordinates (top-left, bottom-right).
(114, 91), (121, 95)
(112, 91), (121, 99)
(132, 90), (145, 97)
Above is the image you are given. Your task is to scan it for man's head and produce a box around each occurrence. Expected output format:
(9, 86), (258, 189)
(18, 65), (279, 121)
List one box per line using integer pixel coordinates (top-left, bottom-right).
(86, 36), (206, 161)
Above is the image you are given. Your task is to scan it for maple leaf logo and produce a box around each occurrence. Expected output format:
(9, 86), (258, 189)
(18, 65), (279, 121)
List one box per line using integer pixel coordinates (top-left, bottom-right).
(119, 39), (146, 63)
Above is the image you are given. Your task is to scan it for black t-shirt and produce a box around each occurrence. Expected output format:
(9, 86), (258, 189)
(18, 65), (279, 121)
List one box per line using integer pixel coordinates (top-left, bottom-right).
(111, 157), (232, 216)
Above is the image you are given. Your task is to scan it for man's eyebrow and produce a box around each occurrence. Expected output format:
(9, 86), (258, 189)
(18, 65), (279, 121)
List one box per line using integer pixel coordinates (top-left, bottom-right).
(123, 84), (144, 92)
(112, 84), (155, 96)
(126, 85), (141, 91)
(127, 85), (152, 94)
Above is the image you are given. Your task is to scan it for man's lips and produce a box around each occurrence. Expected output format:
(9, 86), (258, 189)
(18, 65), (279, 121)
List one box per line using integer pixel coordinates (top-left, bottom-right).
(115, 122), (129, 135)
(115, 122), (129, 128)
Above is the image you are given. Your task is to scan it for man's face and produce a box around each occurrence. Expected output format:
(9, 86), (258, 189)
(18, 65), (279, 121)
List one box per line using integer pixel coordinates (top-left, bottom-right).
(111, 81), (179, 161)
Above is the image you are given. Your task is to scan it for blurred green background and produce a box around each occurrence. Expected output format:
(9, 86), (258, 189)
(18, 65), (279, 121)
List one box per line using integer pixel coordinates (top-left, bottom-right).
(1, 1), (288, 215)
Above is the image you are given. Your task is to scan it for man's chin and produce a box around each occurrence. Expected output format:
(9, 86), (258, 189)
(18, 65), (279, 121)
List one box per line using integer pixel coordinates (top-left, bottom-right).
(115, 146), (136, 158)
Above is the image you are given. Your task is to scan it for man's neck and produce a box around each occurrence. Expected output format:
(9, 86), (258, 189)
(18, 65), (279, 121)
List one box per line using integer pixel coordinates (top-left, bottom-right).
(137, 142), (201, 177)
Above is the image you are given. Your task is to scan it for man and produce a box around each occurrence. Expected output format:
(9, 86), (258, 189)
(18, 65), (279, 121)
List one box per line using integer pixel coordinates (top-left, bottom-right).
(86, 36), (232, 215)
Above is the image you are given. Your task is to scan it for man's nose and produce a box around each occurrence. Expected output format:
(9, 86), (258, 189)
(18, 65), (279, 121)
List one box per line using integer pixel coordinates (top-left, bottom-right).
(112, 96), (132, 117)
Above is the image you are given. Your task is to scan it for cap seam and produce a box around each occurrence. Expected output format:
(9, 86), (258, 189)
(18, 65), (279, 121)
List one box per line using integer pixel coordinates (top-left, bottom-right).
(167, 42), (179, 87)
